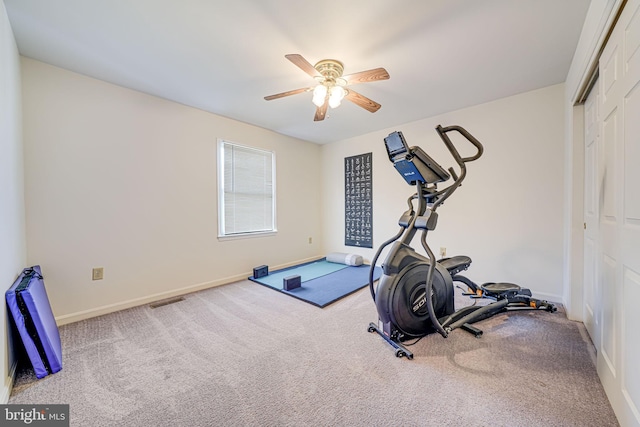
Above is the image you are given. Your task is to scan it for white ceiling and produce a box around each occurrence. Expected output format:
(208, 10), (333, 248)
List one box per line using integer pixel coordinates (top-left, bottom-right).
(4, 0), (591, 144)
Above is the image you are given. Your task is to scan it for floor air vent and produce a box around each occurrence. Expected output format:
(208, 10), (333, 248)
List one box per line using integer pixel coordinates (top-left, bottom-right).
(148, 296), (185, 309)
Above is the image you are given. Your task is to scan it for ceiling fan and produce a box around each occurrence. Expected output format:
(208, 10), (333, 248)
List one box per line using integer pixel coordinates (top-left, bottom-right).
(264, 54), (390, 121)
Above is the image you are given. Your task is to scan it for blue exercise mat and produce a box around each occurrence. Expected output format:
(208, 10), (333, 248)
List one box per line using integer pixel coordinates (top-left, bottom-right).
(6, 265), (62, 379)
(249, 259), (382, 307)
(251, 259), (348, 288)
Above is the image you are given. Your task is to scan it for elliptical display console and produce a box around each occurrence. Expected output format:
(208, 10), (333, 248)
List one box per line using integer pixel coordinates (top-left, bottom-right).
(367, 125), (556, 359)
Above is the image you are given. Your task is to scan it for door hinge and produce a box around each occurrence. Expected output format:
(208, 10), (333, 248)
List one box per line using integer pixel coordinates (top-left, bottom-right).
(584, 222), (587, 230)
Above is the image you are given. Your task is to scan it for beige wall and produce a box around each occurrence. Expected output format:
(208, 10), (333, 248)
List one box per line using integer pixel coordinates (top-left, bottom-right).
(321, 84), (566, 301)
(21, 58), (323, 323)
(0, 0), (26, 403)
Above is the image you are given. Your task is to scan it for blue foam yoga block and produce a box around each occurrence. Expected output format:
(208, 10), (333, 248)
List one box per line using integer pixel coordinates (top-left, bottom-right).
(283, 275), (301, 291)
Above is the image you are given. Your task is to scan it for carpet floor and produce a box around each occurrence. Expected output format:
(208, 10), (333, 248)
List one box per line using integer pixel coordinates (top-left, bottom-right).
(9, 280), (619, 426)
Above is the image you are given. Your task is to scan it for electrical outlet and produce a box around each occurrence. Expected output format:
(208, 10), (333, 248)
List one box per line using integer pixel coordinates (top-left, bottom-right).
(308, 237), (313, 244)
(439, 247), (447, 258)
(92, 267), (104, 281)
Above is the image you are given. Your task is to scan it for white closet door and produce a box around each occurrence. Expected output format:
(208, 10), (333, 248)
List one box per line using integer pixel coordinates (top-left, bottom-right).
(591, 0), (640, 424)
(583, 80), (600, 349)
(619, 0), (640, 423)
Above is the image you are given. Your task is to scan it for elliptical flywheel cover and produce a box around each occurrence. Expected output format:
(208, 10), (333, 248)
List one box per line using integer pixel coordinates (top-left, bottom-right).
(387, 262), (452, 337)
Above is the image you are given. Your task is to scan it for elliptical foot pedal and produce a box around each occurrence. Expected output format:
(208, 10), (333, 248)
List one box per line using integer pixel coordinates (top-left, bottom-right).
(438, 255), (472, 276)
(482, 282), (522, 298)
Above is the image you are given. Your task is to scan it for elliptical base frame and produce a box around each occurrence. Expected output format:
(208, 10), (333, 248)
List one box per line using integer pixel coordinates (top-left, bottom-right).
(367, 322), (414, 359)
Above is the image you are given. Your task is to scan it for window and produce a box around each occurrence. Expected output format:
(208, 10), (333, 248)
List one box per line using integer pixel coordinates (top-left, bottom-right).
(217, 139), (276, 238)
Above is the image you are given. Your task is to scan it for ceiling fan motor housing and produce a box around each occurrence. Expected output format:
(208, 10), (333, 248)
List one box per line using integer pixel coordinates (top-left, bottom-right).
(314, 59), (344, 81)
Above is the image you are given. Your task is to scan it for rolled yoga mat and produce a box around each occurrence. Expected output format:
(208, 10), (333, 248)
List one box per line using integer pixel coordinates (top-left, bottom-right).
(325, 252), (363, 266)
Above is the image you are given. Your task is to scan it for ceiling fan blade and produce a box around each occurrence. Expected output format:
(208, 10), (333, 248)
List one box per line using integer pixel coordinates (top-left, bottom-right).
(264, 87), (312, 101)
(343, 68), (390, 85)
(345, 90), (381, 113)
(314, 101), (328, 121)
(285, 54), (321, 78)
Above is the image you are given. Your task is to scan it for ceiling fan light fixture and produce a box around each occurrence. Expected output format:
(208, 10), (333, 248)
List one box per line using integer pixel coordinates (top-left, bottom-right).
(265, 54), (389, 121)
(312, 84), (328, 107)
(328, 85), (346, 108)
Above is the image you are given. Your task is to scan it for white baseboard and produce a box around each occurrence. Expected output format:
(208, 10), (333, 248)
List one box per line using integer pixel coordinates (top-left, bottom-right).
(54, 274), (244, 325)
(1, 361), (18, 404)
(55, 256), (323, 326)
(531, 290), (563, 305)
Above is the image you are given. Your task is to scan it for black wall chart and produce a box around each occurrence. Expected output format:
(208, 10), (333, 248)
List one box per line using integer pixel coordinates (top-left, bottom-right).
(345, 152), (373, 248)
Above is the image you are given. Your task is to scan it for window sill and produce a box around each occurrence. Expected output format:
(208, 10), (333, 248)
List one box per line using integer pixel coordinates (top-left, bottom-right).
(217, 230), (278, 241)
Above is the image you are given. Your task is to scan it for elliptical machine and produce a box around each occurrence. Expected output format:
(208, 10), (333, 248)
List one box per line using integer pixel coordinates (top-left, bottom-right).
(367, 125), (556, 359)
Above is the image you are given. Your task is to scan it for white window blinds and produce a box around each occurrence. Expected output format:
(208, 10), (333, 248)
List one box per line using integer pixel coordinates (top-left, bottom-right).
(218, 140), (276, 237)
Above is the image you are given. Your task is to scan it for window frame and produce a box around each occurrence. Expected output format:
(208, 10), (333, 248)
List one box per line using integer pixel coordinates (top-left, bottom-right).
(217, 139), (277, 240)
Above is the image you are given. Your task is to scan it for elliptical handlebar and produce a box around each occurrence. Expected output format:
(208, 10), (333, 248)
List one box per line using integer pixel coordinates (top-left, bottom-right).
(430, 125), (484, 211)
(421, 125), (485, 338)
(436, 125), (484, 165)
